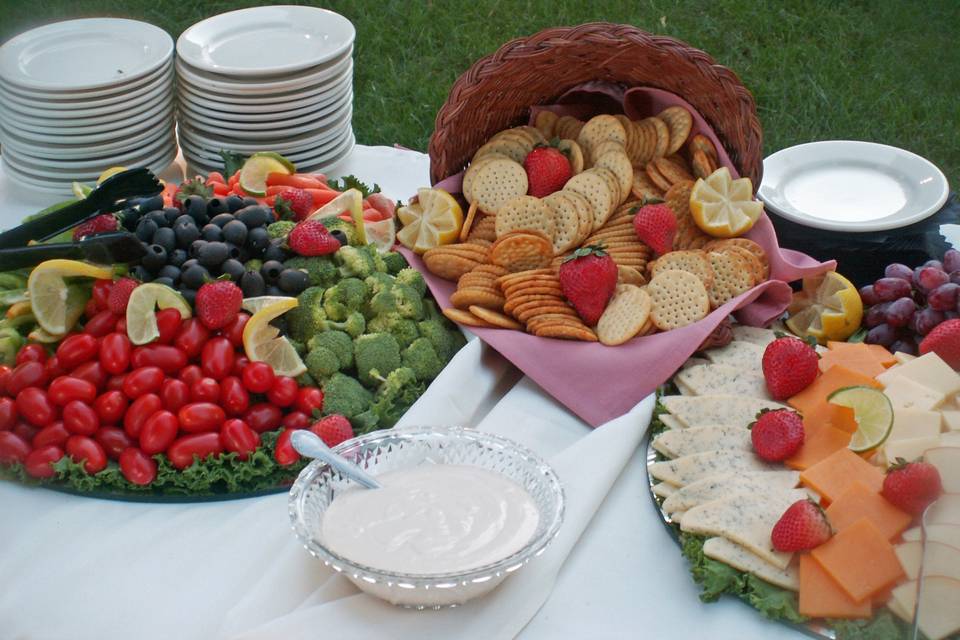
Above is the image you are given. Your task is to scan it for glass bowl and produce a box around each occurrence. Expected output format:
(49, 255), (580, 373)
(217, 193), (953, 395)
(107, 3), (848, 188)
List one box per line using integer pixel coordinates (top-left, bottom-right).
(288, 426), (565, 609)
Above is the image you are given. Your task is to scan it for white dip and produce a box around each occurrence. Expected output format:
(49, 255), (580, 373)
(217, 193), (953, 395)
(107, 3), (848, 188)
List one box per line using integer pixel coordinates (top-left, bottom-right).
(322, 463), (540, 575)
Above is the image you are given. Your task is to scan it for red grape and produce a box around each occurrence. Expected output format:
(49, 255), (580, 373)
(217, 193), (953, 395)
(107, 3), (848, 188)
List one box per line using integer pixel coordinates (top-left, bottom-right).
(874, 277), (912, 301)
(890, 338), (918, 356)
(885, 297), (917, 328)
(928, 283), (960, 311)
(944, 249), (960, 273)
(884, 263), (913, 281)
(950, 271), (960, 286)
(859, 285), (881, 306)
(913, 307), (945, 336)
(865, 324), (896, 347)
(865, 303), (890, 328)
(916, 266), (949, 293)
(925, 260), (944, 270)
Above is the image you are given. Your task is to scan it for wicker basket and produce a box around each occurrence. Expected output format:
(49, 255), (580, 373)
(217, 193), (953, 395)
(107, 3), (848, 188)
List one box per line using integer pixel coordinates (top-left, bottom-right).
(428, 23), (763, 188)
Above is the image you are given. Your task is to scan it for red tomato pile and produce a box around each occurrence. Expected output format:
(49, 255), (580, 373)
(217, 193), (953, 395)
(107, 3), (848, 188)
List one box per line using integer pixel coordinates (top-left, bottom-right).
(0, 278), (329, 486)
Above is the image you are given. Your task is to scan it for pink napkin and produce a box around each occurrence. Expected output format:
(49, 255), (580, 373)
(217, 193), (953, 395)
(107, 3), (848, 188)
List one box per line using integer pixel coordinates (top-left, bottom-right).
(414, 85), (836, 427)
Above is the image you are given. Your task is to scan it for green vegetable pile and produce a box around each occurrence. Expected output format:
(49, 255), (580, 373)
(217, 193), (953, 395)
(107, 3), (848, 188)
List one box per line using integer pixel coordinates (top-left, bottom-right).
(0, 269), (38, 365)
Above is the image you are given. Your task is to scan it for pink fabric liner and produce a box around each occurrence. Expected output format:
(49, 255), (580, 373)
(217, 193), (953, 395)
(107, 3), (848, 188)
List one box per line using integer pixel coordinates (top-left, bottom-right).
(416, 84), (835, 427)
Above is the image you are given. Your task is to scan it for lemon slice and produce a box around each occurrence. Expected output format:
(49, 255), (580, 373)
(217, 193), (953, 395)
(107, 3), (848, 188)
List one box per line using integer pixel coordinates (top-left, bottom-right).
(71, 181), (92, 199)
(308, 188), (366, 245)
(242, 298), (307, 377)
(365, 217), (396, 253)
(689, 167), (764, 238)
(27, 259), (114, 334)
(241, 296), (296, 314)
(828, 386), (894, 452)
(97, 166), (127, 184)
(786, 271), (864, 344)
(125, 283), (193, 345)
(239, 152), (295, 197)
(28, 327), (66, 344)
(397, 187), (463, 254)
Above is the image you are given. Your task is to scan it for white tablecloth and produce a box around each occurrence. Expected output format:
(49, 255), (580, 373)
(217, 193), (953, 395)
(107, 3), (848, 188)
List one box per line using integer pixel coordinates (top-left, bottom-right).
(0, 146), (802, 639)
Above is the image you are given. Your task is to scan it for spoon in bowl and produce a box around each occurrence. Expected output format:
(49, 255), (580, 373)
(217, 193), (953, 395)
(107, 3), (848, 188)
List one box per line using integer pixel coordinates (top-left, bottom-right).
(290, 430), (382, 489)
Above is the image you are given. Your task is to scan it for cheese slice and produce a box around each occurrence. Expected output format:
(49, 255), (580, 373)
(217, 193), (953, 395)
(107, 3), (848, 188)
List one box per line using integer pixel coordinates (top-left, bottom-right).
(882, 376), (947, 411)
(661, 470), (801, 514)
(925, 447), (960, 493)
(649, 449), (778, 487)
(730, 325), (778, 347)
(702, 340), (766, 369)
(884, 436), (942, 466)
(675, 378), (696, 395)
(660, 395), (787, 428)
(681, 357), (711, 369)
(895, 576), (960, 640)
(927, 494), (960, 525)
(658, 414), (686, 430)
(902, 524), (960, 547)
(941, 411), (960, 432)
(889, 408), (942, 442)
(676, 364), (770, 399)
(878, 352), (960, 397)
(894, 351), (917, 365)
(652, 424), (751, 458)
(652, 482), (677, 499)
(895, 541), (960, 581)
(703, 537), (799, 591)
(680, 488), (808, 568)
(942, 432), (960, 447)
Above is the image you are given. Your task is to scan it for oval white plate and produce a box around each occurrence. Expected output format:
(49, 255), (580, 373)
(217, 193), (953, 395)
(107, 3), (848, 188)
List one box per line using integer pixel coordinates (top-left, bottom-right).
(178, 111), (351, 152)
(177, 6), (354, 77)
(178, 75), (351, 119)
(176, 67), (350, 107)
(2, 97), (173, 135)
(0, 122), (171, 159)
(2, 90), (173, 129)
(178, 90), (351, 130)
(2, 110), (174, 145)
(179, 99), (351, 138)
(182, 123), (353, 166)
(3, 139), (178, 180)
(3, 143), (177, 184)
(0, 73), (172, 120)
(185, 131), (354, 177)
(759, 141), (950, 232)
(175, 54), (351, 95)
(0, 63), (172, 106)
(0, 18), (173, 92)
(4, 133), (175, 170)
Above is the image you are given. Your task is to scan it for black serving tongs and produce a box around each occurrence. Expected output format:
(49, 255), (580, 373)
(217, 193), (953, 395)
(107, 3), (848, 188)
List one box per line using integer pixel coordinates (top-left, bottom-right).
(0, 168), (162, 270)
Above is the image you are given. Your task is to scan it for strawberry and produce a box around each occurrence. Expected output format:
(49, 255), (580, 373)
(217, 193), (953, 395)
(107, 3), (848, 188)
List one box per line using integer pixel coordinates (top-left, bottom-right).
(762, 335), (819, 400)
(750, 408), (805, 461)
(632, 202), (676, 255)
(195, 280), (242, 330)
(771, 499), (833, 552)
(288, 219), (341, 256)
(524, 145), (572, 198)
(275, 188), (315, 221)
(107, 278), (139, 315)
(73, 214), (118, 240)
(310, 414), (354, 448)
(882, 459), (943, 516)
(558, 245), (618, 326)
(919, 319), (960, 369)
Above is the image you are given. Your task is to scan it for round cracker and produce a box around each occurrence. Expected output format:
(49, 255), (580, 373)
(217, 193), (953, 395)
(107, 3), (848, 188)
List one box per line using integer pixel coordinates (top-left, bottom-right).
(469, 159), (528, 215)
(556, 139), (584, 174)
(594, 150), (633, 205)
(442, 307), (495, 328)
(650, 250), (715, 289)
(648, 117), (670, 159)
(468, 305), (523, 330)
(597, 284), (652, 346)
(655, 156), (694, 185)
(648, 269), (710, 330)
(473, 137), (528, 164)
(494, 195), (555, 240)
(587, 166), (622, 210)
(422, 250), (481, 281)
(631, 169), (663, 201)
(657, 106), (693, 156)
(577, 114), (627, 155)
(617, 265), (647, 286)
(542, 191), (584, 254)
(564, 171), (616, 231)
(557, 189), (595, 243)
(532, 323), (598, 341)
(490, 232), (554, 272)
(706, 250), (755, 309)
(463, 153), (511, 202)
(689, 134), (718, 162)
(534, 110), (559, 139)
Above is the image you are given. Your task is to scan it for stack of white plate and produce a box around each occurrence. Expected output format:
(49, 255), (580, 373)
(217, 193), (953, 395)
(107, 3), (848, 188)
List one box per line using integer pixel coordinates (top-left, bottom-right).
(176, 6), (356, 175)
(0, 18), (176, 195)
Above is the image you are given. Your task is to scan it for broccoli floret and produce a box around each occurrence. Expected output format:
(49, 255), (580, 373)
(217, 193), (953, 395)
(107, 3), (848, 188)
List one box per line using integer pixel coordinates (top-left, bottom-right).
(418, 300), (466, 361)
(365, 272), (395, 295)
(288, 338), (307, 355)
(368, 367), (425, 429)
(283, 255), (339, 288)
(318, 216), (359, 245)
(367, 313), (420, 349)
(335, 244), (387, 279)
(322, 278), (369, 321)
(322, 311), (366, 338)
(395, 267), (426, 298)
(296, 372), (317, 387)
(307, 330), (354, 369)
(382, 251), (408, 275)
(244, 259), (263, 273)
(392, 282), (424, 320)
(353, 332), (401, 386)
(286, 286), (327, 342)
(267, 220), (296, 240)
(305, 346), (341, 380)
(321, 372), (373, 421)
(0, 331), (24, 366)
(402, 337), (444, 381)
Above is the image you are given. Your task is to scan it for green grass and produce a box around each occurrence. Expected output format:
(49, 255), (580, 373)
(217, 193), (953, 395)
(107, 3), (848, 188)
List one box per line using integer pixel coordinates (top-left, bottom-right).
(2, 0), (958, 183)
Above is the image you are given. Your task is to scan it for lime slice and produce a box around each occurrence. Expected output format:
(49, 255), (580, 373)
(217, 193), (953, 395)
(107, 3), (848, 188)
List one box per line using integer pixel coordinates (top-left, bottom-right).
(242, 298), (306, 377)
(97, 166), (127, 184)
(28, 327), (66, 343)
(241, 295), (297, 314)
(125, 283), (193, 345)
(828, 385), (894, 452)
(239, 152), (295, 197)
(308, 188), (366, 245)
(72, 181), (93, 199)
(365, 217), (396, 253)
(28, 259), (113, 334)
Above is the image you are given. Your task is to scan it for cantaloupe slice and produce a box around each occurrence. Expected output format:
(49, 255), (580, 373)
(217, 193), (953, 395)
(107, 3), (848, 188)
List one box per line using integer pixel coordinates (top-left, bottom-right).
(826, 341), (896, 367)
(786, 422), (852, 471)
(895, 541), (960, 580)
(801, 447), (884, 504)
(819, 344), (888, 378)
(788, 364), (882, 428)
(811, 517), (905, 603)
(803, 400), (860, 434)
(825, 481), (912, 541)
(798, 554), (872, 619)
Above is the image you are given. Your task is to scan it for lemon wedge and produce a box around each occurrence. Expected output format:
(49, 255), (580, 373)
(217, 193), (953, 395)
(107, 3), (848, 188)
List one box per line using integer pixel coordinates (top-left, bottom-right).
(307, 188), (366, 245)
(828, 386), (894, 452)
(690, 167), (764, 238)
(125, 283), (193, 345)
(71, 181), (93, 199)
(242, 297), (307, 377)
(397, 187), (463, 254)
(27, 259), (114, 335)
(365, 217), (396, 253)
(239, 152), (295, 197)
(786, 271), (864, 344)
(241, 296), (297, 314)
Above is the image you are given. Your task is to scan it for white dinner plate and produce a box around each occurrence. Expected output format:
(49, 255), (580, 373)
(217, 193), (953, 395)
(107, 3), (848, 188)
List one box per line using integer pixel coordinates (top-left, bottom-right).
(3, 133), (176, 170)
(3, 144), (177, 185)
(0, 63), (172, 107)
(2, 98), (173, 135)
(179, 97), (351, 137)
(178, 90), (351, 130)
(0, 123), (172, 160)
(176, 67), (351, 107)
(0, 18), (173, 92)
(177, 6), (354, 77)
(0, 73), (172, 120)
(182, 122), (353, 165)
(3, 139), (178, 179)
(185, 131), (354, 177)
(177, 76), (351, 119)
(758, 140), (950, 232)
(178, 111), (351, 152)
(175, 54), (352, 95)
(2, 110), (174, 145)
(2, 91), (173, 129)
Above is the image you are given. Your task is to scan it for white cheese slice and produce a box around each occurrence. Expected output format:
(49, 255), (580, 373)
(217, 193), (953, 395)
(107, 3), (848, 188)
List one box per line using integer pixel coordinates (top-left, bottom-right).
(927, 494), (960, 526)
(883, 376), (947, 411)
(895, 541), (960, 581)
(681, 357), (711, 369)
(675, 378), (696, 395)
(941, 411), (960, 432)
(894, 351), (917, 365)
(675, 363), (770, 399)
(660, 395), (787, 428)
(652, 482), (677, 499)
(915, 577), (960, 640)
(658, 414), (686, 430)
(925, 447), (960, 493)
(890, 408), (942, 442)
(661, 470), (801, 514)
(730, 325), (778, 347)
(702, 340), (766, 369)
(652, 424), (751, 459)
(649, 449), (778, 487)
(902, 524), (960, 547)
(878, 352), (960, 397)
(679, 488), (808, 569)
(703, 537), (799, 591)
(884, 436), (942, 466)
(942, 432), (960, 447)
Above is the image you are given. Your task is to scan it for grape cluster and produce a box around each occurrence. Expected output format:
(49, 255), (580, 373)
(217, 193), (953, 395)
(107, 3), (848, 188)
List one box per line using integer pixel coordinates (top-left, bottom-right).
(859, 249), (960, 354)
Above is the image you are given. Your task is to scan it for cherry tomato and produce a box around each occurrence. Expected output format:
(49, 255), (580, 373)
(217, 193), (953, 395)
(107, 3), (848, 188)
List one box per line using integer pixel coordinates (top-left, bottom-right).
(231, 356), (250, 376)
(223, 313), (250, 347)
(178, 402), (226, 433)
(56, 334), (98, 369)
(33, 422), (69, 448)
(0, 365), (11, 392)
(155, 308), (183, 344)
(66, 435), (107, 473)
(44, 356), (66, 380)
(0, 431), (30, 464)
(106, 374), (126, 392)
(131, 345), (187, 374)
(16, 388), (56, 427)
(221, 419), (260, 460)
(282, 411), (310, 430)
(94, 390), (128, 425)
(200, 337), (234, 380)
(191, 377), (220, 403)
(179, 365), (203, 386)
(100, 333), (132, 374)
(267, 377), (298, 407)
(174, 318), (211, 359)
(24, 444), (63, 478)
(167, 432), (223, 470)
(122, 366), (164, 399)
(0, 397), (17, 430)
(273, 429), (300, 466)
(95, 426), (132, 460)
(295, 387), (324, 417)
(84, 297), (99, 320)
(243, 403), (282, 433)
(72, 361), (107, 391)
(220, 376), (249, 415)
(139, 410), (179, 455)
(12, 421), (39, 443)
(123, 393), (162, 439)
(115, 317), (127, 334)
(84, 310), (118, 337)
(92, 279), (113, 310)
(48, 376), (97, 406)
(241, 362), (275, 393)
(160, 378), (190, 413)
(62, 400), (98, 436)
(16, 343), (48, 365)
(6, 361), (48, 396)
(119, 447), (157, 485)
